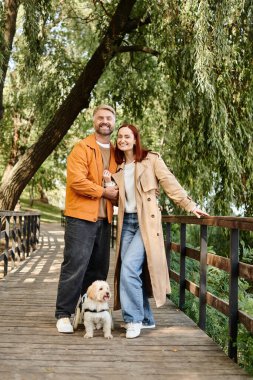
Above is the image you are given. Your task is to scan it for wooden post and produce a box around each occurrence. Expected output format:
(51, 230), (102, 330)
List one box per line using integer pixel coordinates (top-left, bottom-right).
(179, 223), (186, 310)
(228, 228), (239, 362)
(166, 223), (171, 269)
(199, 224), (207, 330)
(4, 216), (10, 276)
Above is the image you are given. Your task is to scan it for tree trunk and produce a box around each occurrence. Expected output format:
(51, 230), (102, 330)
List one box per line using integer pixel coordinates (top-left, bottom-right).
(1, 112), (21, 184)
(37, 182), (49, 204)
(0, 0), (138, 210)
(0, 0), (20, 119)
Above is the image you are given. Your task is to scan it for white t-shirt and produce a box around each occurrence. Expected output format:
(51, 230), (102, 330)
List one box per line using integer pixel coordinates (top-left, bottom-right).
(124, 162), (137, 213)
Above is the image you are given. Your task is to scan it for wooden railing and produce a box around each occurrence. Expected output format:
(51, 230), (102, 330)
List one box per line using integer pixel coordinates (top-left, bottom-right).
(0, 211), (40, 277)
(163, 215), (253, 362)
(61, 210), (66, 227)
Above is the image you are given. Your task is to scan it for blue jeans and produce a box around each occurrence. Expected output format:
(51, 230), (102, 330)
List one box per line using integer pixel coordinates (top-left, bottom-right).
(55, 216), (111, 319)
(120, 213), (155, 326)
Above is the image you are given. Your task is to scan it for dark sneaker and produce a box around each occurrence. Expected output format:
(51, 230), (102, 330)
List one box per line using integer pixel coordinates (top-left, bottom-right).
(141, 323), (156, 329)
(121, 322), (156, 329)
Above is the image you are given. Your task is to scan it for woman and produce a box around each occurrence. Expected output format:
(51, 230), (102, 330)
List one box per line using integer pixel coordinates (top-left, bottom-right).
(103, 124), (208, 339)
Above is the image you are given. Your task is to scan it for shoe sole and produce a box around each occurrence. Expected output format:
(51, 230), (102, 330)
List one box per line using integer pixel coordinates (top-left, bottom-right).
(121, 324), (155, 329)
(57, 329), (74, 334)
(126, 333), (141, 339)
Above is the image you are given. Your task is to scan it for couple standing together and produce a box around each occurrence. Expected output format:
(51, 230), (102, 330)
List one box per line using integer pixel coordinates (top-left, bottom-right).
(55, 104), (207, 339)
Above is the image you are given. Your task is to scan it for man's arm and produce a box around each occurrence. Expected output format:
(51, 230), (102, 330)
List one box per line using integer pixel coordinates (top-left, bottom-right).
(67, 143), (105, 198)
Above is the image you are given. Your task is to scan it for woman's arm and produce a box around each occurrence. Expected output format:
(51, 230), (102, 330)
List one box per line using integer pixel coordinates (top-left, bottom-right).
(153, 154), (208, 217)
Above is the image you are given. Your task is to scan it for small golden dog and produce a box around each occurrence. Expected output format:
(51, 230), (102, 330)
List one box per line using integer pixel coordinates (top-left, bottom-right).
(81, 280), (113, 339)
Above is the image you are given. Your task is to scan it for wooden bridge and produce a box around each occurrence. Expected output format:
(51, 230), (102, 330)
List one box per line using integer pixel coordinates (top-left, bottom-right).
(0, 221), (251, 379)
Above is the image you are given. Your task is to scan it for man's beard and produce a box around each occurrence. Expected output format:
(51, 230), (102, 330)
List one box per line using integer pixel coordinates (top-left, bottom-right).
(97, 123), (113, 136)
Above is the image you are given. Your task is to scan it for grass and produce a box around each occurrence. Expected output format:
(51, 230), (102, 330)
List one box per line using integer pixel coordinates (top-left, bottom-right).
(20, 198), (63, 223)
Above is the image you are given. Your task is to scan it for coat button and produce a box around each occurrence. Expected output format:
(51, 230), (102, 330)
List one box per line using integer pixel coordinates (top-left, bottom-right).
(147, 197), (151, 201)
(157, 233), (159, 236)
(151, 214), (155, 218)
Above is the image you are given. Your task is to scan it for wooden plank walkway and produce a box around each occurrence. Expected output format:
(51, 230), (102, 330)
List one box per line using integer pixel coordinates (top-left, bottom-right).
(0, 223), (251, 380)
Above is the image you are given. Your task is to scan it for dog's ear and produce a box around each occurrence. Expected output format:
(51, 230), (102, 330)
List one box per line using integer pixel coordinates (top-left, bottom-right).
(87, 283), (96, 300)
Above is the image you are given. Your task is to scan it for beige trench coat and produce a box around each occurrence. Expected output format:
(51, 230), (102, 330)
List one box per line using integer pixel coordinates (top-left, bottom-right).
(112, 152), (196, 311)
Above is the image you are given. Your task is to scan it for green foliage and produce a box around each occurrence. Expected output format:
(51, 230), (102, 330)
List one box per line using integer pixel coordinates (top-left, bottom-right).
(92, 0), (253, 215)
(0, 2), (4, 80)
(22, 0), (52, 74)
(0, 1), (99, 195)
(238, 325), (253, 375)
(20, 198), (62, 223)
(240, 239), (253, 264)
(1, 0), (253, 212)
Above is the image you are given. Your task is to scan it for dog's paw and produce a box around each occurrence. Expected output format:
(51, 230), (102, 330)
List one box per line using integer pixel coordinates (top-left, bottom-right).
(104, 333), (113, 339)
(84, 333), (93, 339)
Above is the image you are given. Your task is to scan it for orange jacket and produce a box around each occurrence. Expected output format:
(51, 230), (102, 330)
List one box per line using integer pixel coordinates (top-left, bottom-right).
(64, 134), (117, 223)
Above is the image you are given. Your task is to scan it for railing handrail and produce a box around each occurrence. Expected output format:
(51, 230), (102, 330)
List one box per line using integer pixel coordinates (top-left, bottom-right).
(0, 211), (41, 216)
(163, 215), (253, 231)
(162, 214), (253, 363)
(0, 211), (40, 277)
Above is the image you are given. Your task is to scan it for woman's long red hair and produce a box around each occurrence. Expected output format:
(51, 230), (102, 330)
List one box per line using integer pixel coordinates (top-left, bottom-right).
(114, 124), (150, 164)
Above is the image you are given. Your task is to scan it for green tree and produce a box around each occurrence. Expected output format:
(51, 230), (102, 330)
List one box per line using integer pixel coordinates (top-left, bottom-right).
(0, 0), (142, 209)
(0, 0), (253, 215)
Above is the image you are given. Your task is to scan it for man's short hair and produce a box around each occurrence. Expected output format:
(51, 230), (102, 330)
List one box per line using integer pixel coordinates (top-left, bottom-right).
(93, 104), (116, 117)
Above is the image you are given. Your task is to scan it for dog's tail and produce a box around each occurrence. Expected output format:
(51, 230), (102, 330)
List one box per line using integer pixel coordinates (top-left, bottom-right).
(72, 295), (86, 330)
(109, 308), (114, 331)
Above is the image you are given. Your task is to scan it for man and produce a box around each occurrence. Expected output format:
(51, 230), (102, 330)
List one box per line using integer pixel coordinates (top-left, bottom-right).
(55, 104), (118, 333)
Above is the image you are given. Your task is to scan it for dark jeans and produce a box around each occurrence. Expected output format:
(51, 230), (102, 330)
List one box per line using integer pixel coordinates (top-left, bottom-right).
(55, 216), (111, 319)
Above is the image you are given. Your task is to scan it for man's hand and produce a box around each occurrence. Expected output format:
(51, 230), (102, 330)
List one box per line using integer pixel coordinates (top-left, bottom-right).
(103, 186), (119, 201)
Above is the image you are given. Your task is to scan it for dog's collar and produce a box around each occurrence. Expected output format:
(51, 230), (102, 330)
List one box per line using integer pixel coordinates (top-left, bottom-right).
(84, 308), (109, 313)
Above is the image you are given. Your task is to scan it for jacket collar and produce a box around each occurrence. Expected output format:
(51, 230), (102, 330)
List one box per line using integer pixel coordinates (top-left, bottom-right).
(112, 168), (125, 205)
(135, 160), (149, 194)
(115, 158), (149, 177)
(85, 133), (114, 150)
(85, 133), (98, 149)
(112, 158), (150, 196)
(135, 160), (147, 180)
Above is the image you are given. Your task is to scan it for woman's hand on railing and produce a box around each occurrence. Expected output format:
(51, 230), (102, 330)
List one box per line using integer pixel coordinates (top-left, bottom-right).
(191, 206), (209, 219)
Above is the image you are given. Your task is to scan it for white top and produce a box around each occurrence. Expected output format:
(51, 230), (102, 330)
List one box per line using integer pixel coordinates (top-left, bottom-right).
(96, 141), (110, 149)
(124, 162), (137, 213)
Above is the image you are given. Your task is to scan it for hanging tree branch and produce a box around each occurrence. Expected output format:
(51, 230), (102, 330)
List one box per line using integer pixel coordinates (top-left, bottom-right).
(93, 0), (112, 18)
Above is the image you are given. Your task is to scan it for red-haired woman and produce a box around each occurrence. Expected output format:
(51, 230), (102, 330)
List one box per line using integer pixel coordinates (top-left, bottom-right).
(103, 124), (208, 339)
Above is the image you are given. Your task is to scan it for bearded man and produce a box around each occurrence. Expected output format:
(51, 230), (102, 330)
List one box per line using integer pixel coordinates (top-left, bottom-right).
(55, 105), (118, 333)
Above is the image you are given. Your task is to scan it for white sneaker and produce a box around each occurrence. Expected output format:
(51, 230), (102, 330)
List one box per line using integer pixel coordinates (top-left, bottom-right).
(56, 317), (74, 333)
(141, 323), (156, 329)
(126, 322), (142, 339)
